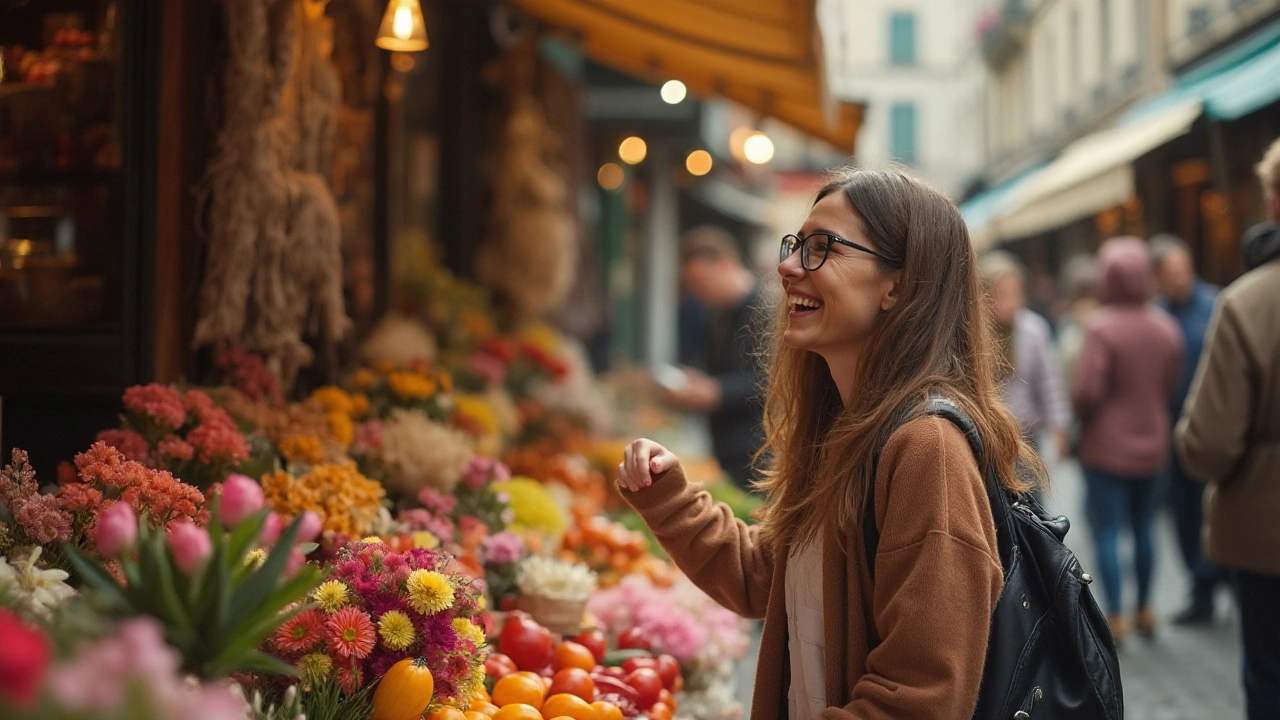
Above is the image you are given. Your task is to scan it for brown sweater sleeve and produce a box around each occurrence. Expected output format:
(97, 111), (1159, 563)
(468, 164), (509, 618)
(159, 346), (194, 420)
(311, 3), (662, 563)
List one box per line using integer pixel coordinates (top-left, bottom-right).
(823, 416), (1004, 720)
(621, 462), (773, 619)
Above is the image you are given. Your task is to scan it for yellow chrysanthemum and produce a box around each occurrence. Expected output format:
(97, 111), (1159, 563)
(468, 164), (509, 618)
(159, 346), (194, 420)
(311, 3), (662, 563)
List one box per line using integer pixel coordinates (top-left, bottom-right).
(361, 536), (384, 544)
(279, 435), (326, 465)
(315, 580), (350, 612)
(453, 618), (486, 649)
(350, 393), (370, 419)
(453, 395), (500, 438)
(405, 570), (455, 615)
(352, 369), (378, 391)
(297, 652), (333, 684)
(378, 610), (416, 651)
(244, 549), (267, 569)
(387, 371), (436, 399)
(327, 411), (354, 446)
(453, 660), (487, 707)
(491, 478), (568, 538)
(310, 386), (354, 415)
(411, 531), (439, 550)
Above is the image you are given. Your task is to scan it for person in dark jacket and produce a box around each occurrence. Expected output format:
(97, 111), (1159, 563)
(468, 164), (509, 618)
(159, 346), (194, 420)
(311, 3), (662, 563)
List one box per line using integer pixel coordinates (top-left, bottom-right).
(664, 225), (767, 491)
(1150, 234), (1226, 624)
(1072, 236), (1183, 643)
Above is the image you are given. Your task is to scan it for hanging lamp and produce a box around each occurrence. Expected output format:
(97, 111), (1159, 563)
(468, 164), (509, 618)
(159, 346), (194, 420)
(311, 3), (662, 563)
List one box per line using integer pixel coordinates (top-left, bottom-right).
(375, 0), (429, 52)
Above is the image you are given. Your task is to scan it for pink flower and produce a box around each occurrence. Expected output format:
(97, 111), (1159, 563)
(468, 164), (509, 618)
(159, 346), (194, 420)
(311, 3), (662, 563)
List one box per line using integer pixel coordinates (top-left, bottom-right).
(0, 610), (49, 708)
(95, 501), (138, 556)
(353, 420), (383, 450)
(296, 510), (323, 543)
(167, 519), (212, 574)
(326, 608), (377, 660)
(466, 352), (507, 385)
(462, 456), (509, 490)
(156, 434), (195, 462)
(417, 486), (458, 515)
(480, 531), (524, 565)
(12, 492), (72, 544)
(122, 384), (187, 429)
(96, 428), (153, 463)
(284, 548), (306, 577)
(260, 512), (283, 545)
(218, 474), (263, 527)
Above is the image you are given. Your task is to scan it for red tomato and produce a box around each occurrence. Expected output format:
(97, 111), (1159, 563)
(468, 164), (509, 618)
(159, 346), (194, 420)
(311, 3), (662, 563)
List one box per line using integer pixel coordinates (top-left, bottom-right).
(616, 627), (652, 651)
(572, 630), (608, 663)
(499, 612), (555, 671)
(548, 667), (596, 702)
(553, 641), (597, 672)
(485, 652), (518, 680)
(653, 654), (681, 691)
(624, 668), (662, 710)
(620, 657), (656, 675)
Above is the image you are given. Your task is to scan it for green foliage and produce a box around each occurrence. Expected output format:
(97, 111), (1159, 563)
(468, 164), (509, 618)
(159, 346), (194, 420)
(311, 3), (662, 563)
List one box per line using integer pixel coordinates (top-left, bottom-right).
(65, 507), (326, 680)
(705, 480), (763, 524)
(292, 677), (374, 720)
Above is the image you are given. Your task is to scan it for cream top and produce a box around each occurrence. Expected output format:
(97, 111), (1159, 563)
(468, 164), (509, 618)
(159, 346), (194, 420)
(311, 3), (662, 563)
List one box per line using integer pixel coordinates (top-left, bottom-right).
(786, 540), (827, 719)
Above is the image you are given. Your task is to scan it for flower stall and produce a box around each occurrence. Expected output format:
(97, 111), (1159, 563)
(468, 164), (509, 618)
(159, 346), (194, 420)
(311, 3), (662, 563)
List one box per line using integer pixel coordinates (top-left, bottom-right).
(0, 255), (755, 720)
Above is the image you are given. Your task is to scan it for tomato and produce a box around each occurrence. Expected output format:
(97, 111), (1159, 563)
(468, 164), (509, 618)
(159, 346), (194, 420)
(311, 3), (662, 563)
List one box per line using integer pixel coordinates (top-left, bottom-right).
(616, 627), (652, 651)
(572, 630), (608, 663)
(548, 667), (596, 702)
(498, 612), (555, 671)
(492, 674), (546, 710)
(620, 657), (656, 675)
(653, 654), (680, 691)
(541, 693), (597, 720)
(591, 676), (639, 705)
(554, 641), (597, 672)
(624, 668), (662, 710)
(648, 701), (673, 720)
(485, 653), (518, 680)
(657, 689), (676, 711)
(592, 701), (626, 720)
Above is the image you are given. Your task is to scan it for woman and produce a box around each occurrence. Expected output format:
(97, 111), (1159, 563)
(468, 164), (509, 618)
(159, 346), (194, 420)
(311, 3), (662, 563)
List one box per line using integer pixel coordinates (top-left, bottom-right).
(617, 169), (1038, 719)
(1072, 237), (1182, 642)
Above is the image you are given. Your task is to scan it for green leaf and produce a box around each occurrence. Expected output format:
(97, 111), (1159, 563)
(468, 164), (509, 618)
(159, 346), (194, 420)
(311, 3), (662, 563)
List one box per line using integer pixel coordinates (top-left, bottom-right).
(63, 545), (131, 610)
(226, 515), (303, 622)
(209, 602), (308, 676)
(227, 508), (270, 563)
(146, 531), (193, 631)
(222, 648), (298, 677)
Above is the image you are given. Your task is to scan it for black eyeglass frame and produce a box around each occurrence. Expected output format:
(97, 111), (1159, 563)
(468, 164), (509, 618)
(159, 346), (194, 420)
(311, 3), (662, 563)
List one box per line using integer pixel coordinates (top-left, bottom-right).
(779, 232), (894, 271)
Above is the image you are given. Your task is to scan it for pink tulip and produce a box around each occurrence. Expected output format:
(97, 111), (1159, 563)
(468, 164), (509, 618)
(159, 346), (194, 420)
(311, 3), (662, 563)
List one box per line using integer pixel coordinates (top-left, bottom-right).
(259, 512), (283, 546)
(284, 548), (305, 578)
(94, 502), (137, 556)
(219, 474), (264, 527)
(296, 510), (322, 543)
(167, 520), (212, 575)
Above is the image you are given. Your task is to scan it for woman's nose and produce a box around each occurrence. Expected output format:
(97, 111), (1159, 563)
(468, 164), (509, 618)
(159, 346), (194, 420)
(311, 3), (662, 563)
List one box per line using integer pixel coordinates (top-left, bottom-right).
(778, 250), (806, 281)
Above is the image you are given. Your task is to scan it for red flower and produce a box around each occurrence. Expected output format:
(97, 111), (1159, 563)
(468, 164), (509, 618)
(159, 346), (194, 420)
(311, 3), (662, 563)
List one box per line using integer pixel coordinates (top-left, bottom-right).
(326, 607), (377, 660)
(0, 610), (50, 707)
(275, 608), (325, 655)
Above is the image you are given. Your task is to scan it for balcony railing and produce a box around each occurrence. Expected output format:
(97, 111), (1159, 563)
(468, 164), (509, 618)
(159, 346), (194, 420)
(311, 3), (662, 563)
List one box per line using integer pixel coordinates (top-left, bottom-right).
(978, 0), (1032, 69)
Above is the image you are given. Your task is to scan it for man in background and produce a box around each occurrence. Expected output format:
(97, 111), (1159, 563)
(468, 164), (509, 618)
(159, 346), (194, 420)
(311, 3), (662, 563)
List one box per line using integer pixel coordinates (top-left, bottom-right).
(1177, 137), (1280, 720)
(1150, 234), (1225, 625)
(663, 225), (765, 492)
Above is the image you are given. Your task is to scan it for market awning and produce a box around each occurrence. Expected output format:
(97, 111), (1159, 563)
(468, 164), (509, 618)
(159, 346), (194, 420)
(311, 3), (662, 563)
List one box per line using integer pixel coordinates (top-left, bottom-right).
(506, 0), (864, 151)
(983, 100), (1202, 242)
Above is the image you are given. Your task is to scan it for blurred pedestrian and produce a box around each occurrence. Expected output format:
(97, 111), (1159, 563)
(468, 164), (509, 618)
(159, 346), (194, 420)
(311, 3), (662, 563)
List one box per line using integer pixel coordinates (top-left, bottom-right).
(978, 251), (1070, 458)
(619, 168), (1035, 719)
(664, 225), (766, 492)
(1056, 254), (1100, 400)
(1177, 137), (1280, 720)
(1149, 234), (1227, 624)
(1072, 237), (1183, 643)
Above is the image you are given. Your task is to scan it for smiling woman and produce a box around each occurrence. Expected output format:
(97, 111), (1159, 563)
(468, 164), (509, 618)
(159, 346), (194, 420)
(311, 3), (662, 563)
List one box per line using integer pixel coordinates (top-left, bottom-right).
(616, 167), (1045, 720)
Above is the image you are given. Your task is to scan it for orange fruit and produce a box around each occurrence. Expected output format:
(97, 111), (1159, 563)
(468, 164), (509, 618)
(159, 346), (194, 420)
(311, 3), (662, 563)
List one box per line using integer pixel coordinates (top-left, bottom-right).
(465, 713), (492, 720)
(515, 670), (552, 693)
(492, 704), (543, 720)
(467, 700), (499, 717)
(648, 701), (673, 720)
(473, 684), (492, 703)
(548, 667), (595, 702)
(492, 675), (545, 711)
(553, 642), (597, 672)
(542, 693), (598, 720)
(425, 709), (468, 720)
(592, 701), (625, 720)
(658, 689), (677, 711)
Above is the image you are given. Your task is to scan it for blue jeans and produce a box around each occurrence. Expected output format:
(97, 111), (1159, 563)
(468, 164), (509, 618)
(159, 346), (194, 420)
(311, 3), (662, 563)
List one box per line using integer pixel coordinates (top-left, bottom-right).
(1083, 468), (1158, 615)
(1236, 570), (1280, 720)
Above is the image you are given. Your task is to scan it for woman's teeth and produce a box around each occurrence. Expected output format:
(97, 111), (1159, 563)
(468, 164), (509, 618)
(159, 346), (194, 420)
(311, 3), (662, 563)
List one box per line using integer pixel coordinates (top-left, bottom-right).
(789, 295), (822, 311)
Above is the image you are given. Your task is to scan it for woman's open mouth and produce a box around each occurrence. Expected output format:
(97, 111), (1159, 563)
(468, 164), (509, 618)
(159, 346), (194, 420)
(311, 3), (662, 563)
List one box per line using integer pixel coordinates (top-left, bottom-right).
(787, 293), (822, 316)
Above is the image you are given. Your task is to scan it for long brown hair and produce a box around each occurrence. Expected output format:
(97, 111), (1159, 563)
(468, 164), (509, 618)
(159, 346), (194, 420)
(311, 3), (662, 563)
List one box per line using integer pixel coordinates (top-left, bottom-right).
(755, 168), (1040, 550)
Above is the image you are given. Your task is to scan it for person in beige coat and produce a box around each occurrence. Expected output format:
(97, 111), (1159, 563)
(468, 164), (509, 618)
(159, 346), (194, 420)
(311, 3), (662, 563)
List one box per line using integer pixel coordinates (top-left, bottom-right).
(1176, 136), (1280, 720)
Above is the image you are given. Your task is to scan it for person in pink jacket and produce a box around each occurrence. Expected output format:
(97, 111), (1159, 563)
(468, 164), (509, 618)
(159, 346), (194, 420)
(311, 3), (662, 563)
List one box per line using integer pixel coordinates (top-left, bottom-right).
(1072, 236), (1183, 643)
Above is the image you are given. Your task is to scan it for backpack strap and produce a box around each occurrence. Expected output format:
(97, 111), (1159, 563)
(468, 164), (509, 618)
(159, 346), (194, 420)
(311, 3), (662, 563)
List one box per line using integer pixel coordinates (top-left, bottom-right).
(863, 396), (1015, 647)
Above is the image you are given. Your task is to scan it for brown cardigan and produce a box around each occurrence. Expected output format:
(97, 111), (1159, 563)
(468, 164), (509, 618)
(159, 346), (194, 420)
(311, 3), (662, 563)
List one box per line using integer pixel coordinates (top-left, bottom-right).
(624, 416), (1003, 720)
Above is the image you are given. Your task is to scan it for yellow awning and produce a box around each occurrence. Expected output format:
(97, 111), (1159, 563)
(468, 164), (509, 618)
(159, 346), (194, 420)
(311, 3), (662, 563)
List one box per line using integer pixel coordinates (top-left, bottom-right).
(506, 0), (863, 151)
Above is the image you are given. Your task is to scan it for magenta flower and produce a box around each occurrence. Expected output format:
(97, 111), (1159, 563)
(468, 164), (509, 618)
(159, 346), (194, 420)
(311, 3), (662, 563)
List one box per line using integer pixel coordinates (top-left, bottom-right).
(260, 512), (283, 545)
(296, 510), (323, 543)
(167, 519), (212, 574)
(417, 486), (458, 515)
(94, 502), (137, 556)
(480, 531), (524, 565)
(218, 474), (263, 527)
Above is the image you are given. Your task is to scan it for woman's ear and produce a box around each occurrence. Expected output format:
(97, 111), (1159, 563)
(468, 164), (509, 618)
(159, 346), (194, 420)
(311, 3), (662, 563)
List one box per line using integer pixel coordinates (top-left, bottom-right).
(881, 269), (904, 312)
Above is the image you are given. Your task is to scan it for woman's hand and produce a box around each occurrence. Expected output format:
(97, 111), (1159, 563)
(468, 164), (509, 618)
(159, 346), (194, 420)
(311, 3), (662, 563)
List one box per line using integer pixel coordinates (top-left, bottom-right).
(618, 439), (678, 492)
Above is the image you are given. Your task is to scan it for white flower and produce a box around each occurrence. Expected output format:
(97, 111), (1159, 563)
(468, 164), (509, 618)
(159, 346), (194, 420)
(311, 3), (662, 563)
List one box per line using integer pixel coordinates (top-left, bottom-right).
(360, 314), (437, 366)
(378, 409), (475, 494)
(0, 547), (77, 617)
(516, 555), (597, 601)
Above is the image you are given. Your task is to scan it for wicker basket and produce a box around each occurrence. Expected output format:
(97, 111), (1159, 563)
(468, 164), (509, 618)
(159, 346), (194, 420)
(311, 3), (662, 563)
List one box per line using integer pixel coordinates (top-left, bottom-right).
(516, 593), (588, 637)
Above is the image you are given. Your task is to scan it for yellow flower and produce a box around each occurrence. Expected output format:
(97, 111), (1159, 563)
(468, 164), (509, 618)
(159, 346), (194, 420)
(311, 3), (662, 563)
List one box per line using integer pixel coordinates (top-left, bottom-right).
(311, 386), (354, 415)
(411, 531), (439, 550)
(279, 435), (325, 465)
(350, 393), (370, 418)
(374, 360), (398, 375)
(352, 369), (378, 391)
(405, 570), (455, 615)
(361, 536), (384, 544)
(244, 549), (267, 569)
(492, 478), (568, 538)
(378, 610), (416, 651)
(388, 371), (437, 399)
(453, 660), (487, 707)
(315, 580), (350, 612)
(453, 395), (500, 439)
(298, 652), (333, 684)
(439, 372), (453, 393)
(518, 322), (562, 356)
(452, 618), (486, 649)
(326, 411), (354, 446)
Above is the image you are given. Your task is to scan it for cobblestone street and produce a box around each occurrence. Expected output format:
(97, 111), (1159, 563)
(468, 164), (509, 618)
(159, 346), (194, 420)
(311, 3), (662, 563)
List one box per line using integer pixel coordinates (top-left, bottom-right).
(730, 454), (1246, 719)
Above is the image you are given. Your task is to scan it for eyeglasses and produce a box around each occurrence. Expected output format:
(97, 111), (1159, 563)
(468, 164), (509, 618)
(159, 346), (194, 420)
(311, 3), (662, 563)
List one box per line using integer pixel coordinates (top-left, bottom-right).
(779, 232), (892, 271)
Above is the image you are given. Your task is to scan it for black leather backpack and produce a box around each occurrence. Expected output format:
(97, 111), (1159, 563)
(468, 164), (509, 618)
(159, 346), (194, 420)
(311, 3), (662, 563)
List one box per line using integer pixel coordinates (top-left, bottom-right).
(865, 397), (1123, 719)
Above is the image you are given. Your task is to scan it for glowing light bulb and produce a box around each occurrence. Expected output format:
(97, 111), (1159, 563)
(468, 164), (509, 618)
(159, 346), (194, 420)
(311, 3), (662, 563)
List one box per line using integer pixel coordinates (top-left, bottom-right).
(660, 80), (687, 104)
(619, 136), (648, 165)
(743, 132), (775, 164)
(393, 6), (413, 38)
(686, 150), (713, 176)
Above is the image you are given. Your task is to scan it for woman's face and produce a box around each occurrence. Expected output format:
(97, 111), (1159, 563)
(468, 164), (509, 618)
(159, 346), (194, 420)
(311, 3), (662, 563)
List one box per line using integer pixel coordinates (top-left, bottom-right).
(778, 192), (900, 364)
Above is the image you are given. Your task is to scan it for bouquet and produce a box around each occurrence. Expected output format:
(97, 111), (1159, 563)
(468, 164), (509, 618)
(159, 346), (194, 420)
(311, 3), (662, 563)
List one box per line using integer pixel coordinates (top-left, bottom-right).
(261, 463), (386, 539)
